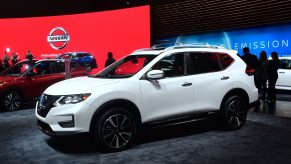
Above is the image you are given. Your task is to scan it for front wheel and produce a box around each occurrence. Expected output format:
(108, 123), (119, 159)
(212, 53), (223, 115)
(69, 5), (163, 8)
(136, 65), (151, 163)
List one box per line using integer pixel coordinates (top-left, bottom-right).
(93, 108), (137, 152)
(1, 91), (22, 112)
(221, 95), (248, 130)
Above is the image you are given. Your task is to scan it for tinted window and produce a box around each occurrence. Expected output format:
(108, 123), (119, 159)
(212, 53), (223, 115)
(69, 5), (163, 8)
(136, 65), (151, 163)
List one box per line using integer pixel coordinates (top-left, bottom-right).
(0, 60), (36, 76)
(50, 61), (65, 73)
(189, 53), (221, 74)
(219, 53), (234, 69)
(152, 53), (185, 77)
(31, 61), (65, 75)
(77, 53), (86, 58)
(31, 61), (50, 75)
(280, 59), (291, 69)
(83, 53), (91, 57)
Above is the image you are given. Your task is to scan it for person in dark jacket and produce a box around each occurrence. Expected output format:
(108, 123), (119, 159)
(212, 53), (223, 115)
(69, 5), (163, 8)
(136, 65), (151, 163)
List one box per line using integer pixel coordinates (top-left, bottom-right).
(2, 51), (10, 70)
(267, 52), (280, 103)
(257, 51), (269, 100)
(241, 47), (258, 69)
(241, 47), (259, 88)
(26, 50), (34, 61)
(105, 52), (116, 67)
(11, 52), (20, 65)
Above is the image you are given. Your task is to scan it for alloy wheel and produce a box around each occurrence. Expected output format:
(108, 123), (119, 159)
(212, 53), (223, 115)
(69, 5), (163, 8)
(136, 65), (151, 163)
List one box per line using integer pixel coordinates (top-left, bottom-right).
(101, 114), (133, 149)
(225, 98), (246, 128)
(4, 92), (21, 111)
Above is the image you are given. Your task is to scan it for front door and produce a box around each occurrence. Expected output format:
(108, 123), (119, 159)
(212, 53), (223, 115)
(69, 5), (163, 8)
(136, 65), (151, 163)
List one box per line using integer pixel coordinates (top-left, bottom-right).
(139, 53), (194, 123)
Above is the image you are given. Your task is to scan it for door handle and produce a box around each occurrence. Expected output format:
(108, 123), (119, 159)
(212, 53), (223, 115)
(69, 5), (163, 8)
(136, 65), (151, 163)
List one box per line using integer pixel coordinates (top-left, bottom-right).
(182, 82), (192, 87)
(221, 76), (229, 80)
(279, 72), (285, 74)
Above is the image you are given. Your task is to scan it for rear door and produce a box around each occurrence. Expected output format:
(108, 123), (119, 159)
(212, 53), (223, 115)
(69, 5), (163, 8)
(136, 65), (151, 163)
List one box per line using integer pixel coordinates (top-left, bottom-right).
(188, 52), (234, 112)
(276, 59), (291, 89)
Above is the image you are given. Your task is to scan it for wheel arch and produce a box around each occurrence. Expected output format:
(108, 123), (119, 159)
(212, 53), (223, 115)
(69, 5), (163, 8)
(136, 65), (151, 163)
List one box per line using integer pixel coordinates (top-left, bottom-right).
(220, 88), (249, 110)
(89, 99), (142, 132)
(1, 86), (24, 99)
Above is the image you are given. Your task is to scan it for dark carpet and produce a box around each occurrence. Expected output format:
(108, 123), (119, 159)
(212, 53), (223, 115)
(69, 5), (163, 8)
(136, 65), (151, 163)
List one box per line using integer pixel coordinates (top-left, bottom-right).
(1, 107), (291, 164)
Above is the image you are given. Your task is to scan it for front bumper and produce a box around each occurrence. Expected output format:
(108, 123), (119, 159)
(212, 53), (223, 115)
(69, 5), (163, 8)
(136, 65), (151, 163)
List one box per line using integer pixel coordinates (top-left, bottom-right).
(35, 100), (93, 136)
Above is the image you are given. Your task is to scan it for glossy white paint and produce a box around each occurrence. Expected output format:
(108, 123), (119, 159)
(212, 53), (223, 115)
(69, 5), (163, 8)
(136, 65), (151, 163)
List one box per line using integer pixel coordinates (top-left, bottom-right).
(36, 46), (258, 135)
(276, 57), (291, 90)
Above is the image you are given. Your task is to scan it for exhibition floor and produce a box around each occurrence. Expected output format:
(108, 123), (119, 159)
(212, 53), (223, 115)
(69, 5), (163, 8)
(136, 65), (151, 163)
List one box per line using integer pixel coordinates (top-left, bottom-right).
(1, 94), (291, 163)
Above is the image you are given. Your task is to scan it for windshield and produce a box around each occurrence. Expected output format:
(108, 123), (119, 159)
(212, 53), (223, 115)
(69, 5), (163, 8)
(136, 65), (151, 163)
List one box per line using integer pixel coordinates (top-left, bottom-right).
(0, 60), (37, 76)
(95, 54), (157, 78)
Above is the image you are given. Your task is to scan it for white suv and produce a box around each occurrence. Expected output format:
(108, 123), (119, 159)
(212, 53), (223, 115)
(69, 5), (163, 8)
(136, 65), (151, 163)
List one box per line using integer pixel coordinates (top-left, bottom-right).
(36, 44), (258, 152)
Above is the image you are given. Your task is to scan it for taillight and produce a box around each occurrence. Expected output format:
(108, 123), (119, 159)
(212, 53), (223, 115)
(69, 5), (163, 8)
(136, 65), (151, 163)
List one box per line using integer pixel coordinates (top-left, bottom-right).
(245, 65), (256, 76)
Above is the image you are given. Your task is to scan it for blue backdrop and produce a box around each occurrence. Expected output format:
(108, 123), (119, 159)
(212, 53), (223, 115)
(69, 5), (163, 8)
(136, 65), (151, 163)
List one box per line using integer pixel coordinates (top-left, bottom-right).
(156, 24), (291, 57)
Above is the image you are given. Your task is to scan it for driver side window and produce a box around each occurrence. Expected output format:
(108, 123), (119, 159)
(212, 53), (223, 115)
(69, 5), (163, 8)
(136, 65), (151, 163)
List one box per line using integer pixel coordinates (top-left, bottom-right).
(31, 62), (49, 76)
(152, 53), (185, 77)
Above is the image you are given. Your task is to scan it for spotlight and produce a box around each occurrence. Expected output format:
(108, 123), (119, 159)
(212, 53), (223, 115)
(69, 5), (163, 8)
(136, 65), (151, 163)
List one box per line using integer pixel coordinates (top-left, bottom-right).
(6, 48), (10, 53)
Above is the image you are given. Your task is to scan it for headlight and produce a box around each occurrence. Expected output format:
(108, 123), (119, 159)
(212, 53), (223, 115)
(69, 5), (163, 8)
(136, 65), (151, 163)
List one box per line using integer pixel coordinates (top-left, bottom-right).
(53, 93), (91, 106)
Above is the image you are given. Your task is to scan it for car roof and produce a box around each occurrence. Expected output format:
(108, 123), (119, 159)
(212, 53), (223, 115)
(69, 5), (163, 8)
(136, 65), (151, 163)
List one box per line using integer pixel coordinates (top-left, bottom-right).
(279, 57), (291, 60)
(63, 52), (90, 54)
(131, 44), (236, 56)
(35, 59), (64, 63)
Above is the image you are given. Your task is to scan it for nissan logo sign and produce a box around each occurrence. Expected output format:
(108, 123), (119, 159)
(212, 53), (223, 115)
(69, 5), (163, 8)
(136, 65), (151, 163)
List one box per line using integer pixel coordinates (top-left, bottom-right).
(47, 27), (70, 50)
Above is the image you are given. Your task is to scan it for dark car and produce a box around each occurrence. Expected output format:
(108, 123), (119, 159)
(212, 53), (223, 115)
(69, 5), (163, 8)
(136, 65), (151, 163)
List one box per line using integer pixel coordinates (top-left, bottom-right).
(57, 52), (97, 72)
(0, 59), (89, 112)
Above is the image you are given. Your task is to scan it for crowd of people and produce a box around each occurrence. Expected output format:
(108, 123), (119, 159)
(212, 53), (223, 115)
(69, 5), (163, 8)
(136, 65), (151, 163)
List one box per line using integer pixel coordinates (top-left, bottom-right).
(0, 50), (34, 73)
(241, 47), (280, 103)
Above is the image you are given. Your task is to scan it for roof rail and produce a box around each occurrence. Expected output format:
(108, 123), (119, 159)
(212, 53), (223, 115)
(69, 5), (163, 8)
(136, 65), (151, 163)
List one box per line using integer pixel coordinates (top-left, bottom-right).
(172, 43), (226, 49)
(134, 43), (226, 54)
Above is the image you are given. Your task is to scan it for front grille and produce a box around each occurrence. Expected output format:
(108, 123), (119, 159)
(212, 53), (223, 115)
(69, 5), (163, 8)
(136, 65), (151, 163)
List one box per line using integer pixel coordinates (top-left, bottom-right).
(37, 94), (59, 118)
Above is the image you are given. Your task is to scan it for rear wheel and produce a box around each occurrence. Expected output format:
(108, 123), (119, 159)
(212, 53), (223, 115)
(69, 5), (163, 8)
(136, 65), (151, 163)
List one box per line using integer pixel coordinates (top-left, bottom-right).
(84, 64), (92, 72)
(93, 108), (137, 152)
(221, 95), (248, 130)
(1, 91), (22, 112)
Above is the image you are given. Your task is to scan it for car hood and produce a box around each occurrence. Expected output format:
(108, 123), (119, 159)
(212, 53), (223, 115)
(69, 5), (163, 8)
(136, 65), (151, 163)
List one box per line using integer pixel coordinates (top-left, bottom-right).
(0, 76), (17, 84)
(44, 76), (120, 95)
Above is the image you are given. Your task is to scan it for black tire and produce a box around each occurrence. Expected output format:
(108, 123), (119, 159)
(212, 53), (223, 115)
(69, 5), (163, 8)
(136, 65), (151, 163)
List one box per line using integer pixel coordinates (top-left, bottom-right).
(93, 108), (137, 152)
(0, 91), (22, 112)
(220, 95), (248, 130)
(86, 67), (92, 73)
(84, 64), (92, 72)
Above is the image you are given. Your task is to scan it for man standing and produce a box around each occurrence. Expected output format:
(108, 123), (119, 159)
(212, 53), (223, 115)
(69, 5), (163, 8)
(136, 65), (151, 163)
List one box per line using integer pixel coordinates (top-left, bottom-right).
(241, 47), (258, 69)
(241, 47), (259, 88)
(2, 51), (10, 70)
(26, 50), (34, 61)
(11, 52), (20, 65)
(105, 52), (116, 67)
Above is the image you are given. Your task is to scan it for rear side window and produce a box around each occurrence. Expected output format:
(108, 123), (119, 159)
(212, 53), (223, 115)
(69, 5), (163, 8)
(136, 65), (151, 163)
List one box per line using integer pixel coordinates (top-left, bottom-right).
(50, 61), (65, 74)
(280, 59), (291, 69)
(218, 53), (234, 69)
(84, 53), (91, 57)
(189, 52), (221, 74)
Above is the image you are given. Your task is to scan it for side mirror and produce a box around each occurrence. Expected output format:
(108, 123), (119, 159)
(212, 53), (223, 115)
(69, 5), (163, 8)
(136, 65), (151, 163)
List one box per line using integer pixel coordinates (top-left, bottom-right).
(147, 70), (164, 80)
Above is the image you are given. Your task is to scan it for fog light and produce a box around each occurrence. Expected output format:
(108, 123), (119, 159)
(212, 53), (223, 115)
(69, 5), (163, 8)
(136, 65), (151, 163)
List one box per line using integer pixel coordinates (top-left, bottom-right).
(58, 116), (74, 128)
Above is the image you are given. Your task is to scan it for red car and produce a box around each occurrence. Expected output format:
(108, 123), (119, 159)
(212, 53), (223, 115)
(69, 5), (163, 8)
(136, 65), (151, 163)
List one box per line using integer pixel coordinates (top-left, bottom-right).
(0, 59), (89, 112)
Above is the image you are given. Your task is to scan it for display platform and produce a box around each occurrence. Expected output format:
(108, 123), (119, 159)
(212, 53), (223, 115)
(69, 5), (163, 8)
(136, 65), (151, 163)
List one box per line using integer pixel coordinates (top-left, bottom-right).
(1, 97), (291, 163)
